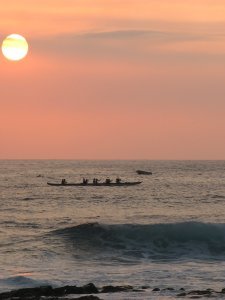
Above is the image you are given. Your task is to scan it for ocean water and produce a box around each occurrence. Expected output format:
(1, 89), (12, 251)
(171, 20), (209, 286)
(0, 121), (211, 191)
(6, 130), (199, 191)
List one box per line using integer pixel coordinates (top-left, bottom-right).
(1, 160), (225, 299)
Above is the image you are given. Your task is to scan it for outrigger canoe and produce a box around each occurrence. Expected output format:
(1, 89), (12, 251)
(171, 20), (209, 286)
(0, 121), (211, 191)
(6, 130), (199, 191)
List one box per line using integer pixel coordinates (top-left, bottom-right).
(47, 181), (142, 187)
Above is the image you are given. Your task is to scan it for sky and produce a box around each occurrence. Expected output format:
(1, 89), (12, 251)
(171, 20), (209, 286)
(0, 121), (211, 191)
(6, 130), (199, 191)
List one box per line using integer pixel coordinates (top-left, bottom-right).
(0, 0), (225, 159)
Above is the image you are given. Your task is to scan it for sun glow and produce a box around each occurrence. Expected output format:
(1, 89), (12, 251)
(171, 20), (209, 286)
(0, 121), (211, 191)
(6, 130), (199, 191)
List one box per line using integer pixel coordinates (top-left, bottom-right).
(1, 34), (28, 61)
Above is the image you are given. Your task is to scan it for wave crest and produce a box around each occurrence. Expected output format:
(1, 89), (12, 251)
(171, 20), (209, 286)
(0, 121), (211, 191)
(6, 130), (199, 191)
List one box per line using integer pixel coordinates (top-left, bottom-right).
(53, 222), (225, 260)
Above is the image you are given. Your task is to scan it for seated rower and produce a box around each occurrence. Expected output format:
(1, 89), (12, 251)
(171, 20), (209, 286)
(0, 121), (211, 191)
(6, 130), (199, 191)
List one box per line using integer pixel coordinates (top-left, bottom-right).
(93, 178), (100, 185)
(61, 179), (67, 185)
(116, 177), (121, 184)
(83, 178), (88, 185)
(105, 178), (111, 184)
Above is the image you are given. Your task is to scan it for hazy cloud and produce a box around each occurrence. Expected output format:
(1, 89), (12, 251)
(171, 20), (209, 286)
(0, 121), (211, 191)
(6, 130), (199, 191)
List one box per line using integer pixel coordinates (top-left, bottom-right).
(29, 29), (225, 65)
(82, 29), (209, 42)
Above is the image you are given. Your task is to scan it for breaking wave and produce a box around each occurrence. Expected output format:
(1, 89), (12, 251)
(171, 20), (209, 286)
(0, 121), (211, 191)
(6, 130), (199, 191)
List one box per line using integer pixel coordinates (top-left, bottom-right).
(52, 222), (225, 261)
(0, 276), (51, 291)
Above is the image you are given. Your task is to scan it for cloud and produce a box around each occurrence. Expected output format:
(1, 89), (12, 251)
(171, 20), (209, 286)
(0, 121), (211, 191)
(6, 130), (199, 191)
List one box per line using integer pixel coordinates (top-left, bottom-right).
(30, 28), (218, 50)
(28, 28), (225, 65)
(82, 29), (208, 42)
(83, 30), (162, 39)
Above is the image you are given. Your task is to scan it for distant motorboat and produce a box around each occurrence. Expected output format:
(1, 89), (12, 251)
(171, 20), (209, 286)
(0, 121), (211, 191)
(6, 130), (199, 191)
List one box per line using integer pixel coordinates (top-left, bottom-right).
(136, 170), (152, 175)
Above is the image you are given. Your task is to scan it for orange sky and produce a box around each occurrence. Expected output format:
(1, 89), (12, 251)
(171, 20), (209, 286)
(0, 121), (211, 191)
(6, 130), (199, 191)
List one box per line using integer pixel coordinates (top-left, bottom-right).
(1, 0), (225, 159)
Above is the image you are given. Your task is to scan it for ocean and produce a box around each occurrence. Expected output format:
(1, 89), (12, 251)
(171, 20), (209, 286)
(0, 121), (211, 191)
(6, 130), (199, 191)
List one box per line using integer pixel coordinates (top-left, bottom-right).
(1, 160), (225, 299)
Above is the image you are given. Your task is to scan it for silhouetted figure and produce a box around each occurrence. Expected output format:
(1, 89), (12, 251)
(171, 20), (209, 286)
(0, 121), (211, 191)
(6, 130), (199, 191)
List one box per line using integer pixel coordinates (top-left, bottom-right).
(105, 178), (111, 184)
(93, 178), (100, 185)
(116, 177), (121, 184)
(61, 179), (67, 185)
(83, 178), (88, 185)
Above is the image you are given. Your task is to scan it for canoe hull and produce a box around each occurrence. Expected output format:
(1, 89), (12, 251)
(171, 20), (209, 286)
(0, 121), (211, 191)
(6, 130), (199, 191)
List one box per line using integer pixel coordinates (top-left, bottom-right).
(47, 181), (142, 187)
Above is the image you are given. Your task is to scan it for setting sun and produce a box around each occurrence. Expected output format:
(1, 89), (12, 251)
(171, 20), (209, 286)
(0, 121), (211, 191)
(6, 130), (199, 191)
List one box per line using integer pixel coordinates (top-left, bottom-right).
(1, 34), (28, 61)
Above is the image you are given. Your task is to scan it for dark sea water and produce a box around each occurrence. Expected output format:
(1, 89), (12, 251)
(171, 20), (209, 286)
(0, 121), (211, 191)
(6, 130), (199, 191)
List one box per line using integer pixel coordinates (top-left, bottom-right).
(1, 160), (225, 299)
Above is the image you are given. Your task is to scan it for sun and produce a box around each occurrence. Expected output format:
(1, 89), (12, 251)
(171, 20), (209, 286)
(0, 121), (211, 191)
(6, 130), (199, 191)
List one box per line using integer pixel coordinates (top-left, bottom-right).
(1, 34), (29, 61)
